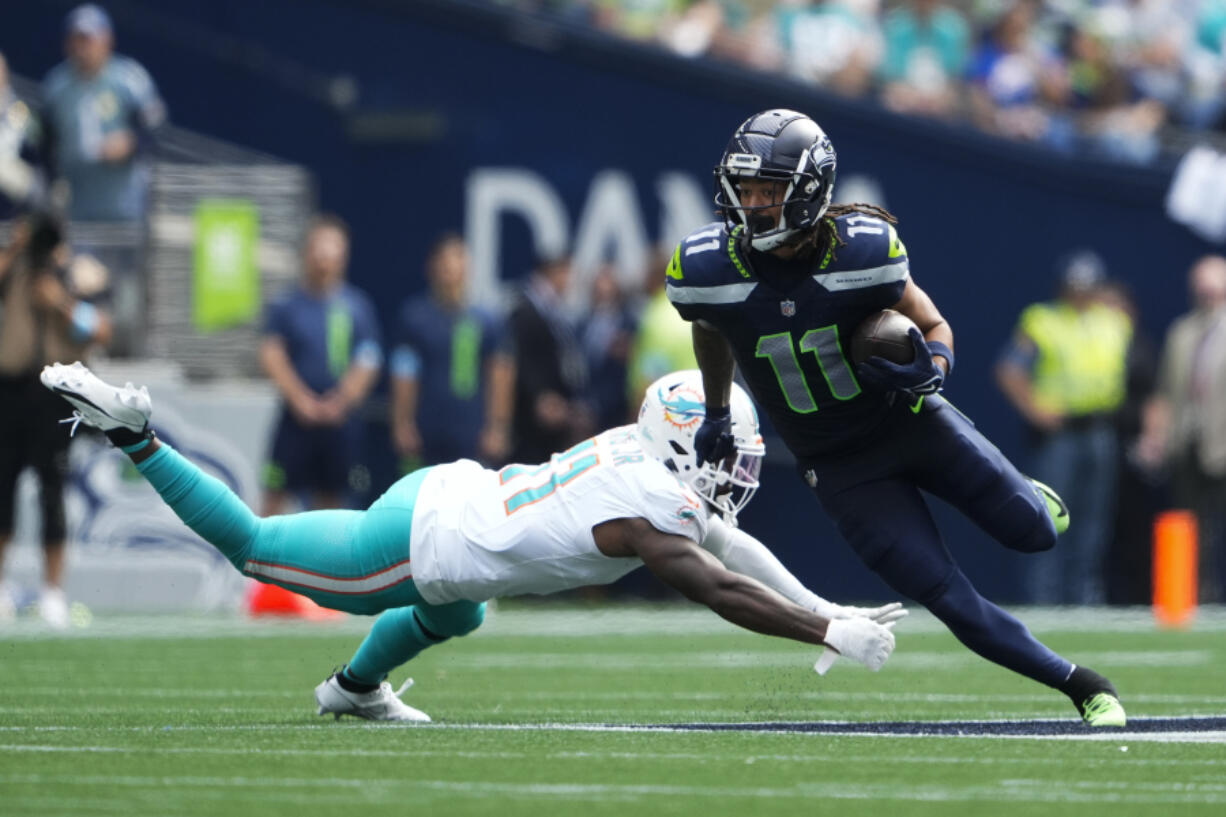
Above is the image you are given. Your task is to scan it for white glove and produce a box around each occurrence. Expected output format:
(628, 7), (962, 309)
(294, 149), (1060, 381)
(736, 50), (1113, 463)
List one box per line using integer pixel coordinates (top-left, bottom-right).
(837, 601), (909, 626)
(819, 617), (896, 672)
(810, 599), (909, 626)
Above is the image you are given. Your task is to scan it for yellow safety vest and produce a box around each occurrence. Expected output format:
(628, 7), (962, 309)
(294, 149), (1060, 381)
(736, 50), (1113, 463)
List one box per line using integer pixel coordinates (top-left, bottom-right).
(1019, 301), (1133, 416)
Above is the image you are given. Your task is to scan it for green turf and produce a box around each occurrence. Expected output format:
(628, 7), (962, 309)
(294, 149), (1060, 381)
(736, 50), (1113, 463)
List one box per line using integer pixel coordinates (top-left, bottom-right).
(1, 605), (1223, 816)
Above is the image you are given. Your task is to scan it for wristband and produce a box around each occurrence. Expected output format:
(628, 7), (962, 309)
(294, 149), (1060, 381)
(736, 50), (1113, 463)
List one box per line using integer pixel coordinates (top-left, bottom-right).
(705, 404), (730, 421)
(926, 340), (954, 375)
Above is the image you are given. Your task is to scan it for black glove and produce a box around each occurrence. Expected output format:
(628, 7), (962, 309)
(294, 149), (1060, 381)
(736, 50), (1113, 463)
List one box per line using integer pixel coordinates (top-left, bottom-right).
(856, 327), (945, 398)
(694, 405), (735, 466)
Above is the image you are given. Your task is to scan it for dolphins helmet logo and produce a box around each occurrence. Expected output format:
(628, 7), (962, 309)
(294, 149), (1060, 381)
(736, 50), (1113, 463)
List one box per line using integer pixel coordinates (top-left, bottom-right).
(658, 385), (705, 431)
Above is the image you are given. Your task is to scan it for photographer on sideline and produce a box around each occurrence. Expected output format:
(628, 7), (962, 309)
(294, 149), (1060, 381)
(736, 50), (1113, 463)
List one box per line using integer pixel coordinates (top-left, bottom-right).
(0, 211), (111, 626)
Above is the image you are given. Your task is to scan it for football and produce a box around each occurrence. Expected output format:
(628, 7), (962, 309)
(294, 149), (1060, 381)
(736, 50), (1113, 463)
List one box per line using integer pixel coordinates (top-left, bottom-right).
(850, 309), (917, 365)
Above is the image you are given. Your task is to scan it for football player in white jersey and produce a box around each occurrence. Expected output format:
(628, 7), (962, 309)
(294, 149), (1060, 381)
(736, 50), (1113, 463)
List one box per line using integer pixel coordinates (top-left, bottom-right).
(41, 362), (904, 722)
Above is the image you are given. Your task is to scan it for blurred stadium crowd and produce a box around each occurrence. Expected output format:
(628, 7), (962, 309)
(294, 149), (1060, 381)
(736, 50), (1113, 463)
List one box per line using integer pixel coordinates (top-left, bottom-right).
(1, 2), (1225, 623)
(500, 0), (1226, 164)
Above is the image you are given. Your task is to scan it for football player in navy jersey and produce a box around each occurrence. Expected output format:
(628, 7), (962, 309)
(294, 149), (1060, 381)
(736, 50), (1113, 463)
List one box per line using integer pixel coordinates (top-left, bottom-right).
(668, 109), (1126, 726)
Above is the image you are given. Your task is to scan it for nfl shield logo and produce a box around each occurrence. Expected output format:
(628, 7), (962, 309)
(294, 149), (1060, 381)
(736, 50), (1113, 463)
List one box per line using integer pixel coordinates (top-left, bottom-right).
(781, 300), (796, 317)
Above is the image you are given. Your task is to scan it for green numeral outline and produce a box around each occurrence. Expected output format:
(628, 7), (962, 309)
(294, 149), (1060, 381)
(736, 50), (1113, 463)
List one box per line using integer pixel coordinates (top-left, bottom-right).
(799, 326), (861, 401)
(756, 326), (860, 413)
(755, 332), (818, 413)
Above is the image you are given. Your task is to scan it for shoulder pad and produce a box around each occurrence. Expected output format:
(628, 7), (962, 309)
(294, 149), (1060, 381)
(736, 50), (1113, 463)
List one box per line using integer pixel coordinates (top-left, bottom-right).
(667, 223), (751, 287)
(824, 212), (907, 272)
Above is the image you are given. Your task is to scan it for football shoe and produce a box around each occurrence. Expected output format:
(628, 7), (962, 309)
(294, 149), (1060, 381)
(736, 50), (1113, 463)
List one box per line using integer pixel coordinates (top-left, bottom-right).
(1063, 665), (1126, 727)
(40, 362), (152, 438)
(1030, 478), (1070, 535)
(314, 672), (431, 723)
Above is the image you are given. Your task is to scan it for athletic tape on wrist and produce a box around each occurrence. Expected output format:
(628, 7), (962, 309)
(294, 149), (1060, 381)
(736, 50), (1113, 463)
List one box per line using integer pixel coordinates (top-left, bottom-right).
(926, 340), (954, 375)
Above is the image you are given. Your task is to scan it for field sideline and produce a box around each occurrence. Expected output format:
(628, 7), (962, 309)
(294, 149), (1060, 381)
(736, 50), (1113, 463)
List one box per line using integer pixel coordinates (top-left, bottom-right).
(1, 604), (1223, 816)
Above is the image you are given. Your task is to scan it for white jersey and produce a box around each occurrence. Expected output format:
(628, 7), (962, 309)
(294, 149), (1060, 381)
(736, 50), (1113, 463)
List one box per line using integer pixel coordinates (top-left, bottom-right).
(409, 426), (710, 604)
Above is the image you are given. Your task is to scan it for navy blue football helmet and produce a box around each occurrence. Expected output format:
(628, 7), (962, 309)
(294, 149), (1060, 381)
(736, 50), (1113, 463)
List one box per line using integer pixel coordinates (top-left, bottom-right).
(714, 109), (837, 252)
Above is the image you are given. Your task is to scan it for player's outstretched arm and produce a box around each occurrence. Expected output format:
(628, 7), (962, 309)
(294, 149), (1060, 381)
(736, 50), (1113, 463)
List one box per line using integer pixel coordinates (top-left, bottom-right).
(691, 321), (738, 465)
(692, 320), (735, 409)
(605, 518), (895, 671)
(700, 517), (908, 627)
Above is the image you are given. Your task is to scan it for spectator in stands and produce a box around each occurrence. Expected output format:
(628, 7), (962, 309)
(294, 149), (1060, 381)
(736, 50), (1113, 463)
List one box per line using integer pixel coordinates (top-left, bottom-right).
(508, 254), (592, 464)
(662, 0), (761, 64)
(1187, 0), (1226, 130)
(775, 0), (883, 97)
(967, 0), (1074, 151)
(41, 5), (167, 357)
(1061, 21), (1164, 164)
(1139, 255), (1226, 603)
(0, 52), (43, 219)
(1105, 0), (1190, 123)
(995, 250), (1133, 604)
(582, 265), (637, 429)
(41, 5), (165, 223)
(259, 214), (382, 515)
(390, 233), (513, 471)
(0, 211), (112, 627)
(878, 0), (971, 118)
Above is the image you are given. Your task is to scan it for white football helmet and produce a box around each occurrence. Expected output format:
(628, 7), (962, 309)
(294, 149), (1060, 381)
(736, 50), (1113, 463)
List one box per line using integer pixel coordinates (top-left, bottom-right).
(637, 370), (765, 524)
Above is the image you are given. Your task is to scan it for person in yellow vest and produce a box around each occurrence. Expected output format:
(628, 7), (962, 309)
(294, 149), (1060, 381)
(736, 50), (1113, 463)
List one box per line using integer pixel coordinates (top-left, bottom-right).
(996, 250), (1133, 604)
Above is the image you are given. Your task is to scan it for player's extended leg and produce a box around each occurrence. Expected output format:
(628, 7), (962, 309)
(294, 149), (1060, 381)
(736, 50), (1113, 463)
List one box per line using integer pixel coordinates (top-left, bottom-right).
(810, 475), (1123, 726)
(911, 401), (1061, 556)
(314, 598), (485, 723)
(39, 362), (431, 616)
(901, 401), (1125, 725)
(132, 443), (430, 616)
(41, 363), (480, 723)
(815, 476), (1071, 683)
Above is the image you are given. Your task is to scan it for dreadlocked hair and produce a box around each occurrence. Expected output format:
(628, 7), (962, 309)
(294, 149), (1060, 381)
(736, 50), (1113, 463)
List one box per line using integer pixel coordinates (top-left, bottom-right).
(805, 203), (898, 262)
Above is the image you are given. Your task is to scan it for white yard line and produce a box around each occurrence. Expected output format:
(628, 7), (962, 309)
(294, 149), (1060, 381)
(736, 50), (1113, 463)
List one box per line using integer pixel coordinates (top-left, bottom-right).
(0, 718), (1223, 744)
(1, 743), (1223, 766)
(2, 605), (1226, 640)
(0, 772), (1223, 804)
(9, 688), (1226, 706)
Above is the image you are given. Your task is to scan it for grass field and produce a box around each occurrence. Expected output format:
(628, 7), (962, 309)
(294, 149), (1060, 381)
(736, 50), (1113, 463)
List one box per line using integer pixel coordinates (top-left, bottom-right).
(1, 604), (1224, 816)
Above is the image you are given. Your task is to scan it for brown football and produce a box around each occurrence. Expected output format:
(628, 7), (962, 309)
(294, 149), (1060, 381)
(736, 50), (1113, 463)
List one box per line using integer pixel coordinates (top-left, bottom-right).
(850, 309), (917, 365)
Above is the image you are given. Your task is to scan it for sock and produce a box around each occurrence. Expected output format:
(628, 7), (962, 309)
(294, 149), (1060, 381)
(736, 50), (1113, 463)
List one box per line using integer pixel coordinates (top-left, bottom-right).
(338, 667), (380, 694)
(1059, 665), (1117, 704)
(346, 606), (448, 685)
(106, 425), (153, 450)
(134, 444), (260, 567)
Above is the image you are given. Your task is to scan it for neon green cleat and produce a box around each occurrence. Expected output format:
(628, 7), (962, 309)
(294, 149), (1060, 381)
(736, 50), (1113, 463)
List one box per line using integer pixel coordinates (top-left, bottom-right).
(1079, 692), (1127, 727)
(1030, 478), (1070, 534)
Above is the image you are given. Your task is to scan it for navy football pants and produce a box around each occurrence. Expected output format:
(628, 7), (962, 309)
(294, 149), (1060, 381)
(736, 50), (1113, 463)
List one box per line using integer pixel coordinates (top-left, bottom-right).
(800, 396), (1073, 688)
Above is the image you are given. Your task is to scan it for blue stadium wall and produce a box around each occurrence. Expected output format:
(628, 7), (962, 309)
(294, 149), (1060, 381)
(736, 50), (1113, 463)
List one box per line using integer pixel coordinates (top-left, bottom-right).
(5, 0), (1215, 602)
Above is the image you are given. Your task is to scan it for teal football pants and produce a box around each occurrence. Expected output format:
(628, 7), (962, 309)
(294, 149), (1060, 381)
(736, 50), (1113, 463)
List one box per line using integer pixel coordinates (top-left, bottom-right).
(135, 444), (485, 682)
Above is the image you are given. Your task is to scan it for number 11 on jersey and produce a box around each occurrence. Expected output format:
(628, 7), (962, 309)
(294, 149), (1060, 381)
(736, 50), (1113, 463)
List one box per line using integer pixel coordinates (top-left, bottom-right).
(755, 326), (860, 413)
(499, 438), (600, 515)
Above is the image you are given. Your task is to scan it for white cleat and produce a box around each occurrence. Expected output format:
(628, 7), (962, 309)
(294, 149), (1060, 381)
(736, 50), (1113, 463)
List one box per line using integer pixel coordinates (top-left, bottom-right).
(39, 362), (152, 436)
(37, 587), (70, 630)
(314, 673), (431, 723)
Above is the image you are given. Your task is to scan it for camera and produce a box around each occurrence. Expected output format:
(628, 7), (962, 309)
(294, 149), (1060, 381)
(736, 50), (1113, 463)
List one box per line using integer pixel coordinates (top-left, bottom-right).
(25, 209), (64, 271)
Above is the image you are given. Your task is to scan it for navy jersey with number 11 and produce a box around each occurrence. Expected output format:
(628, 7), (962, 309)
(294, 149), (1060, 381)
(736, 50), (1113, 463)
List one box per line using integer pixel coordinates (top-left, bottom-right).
(666, 214), (910, 459)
